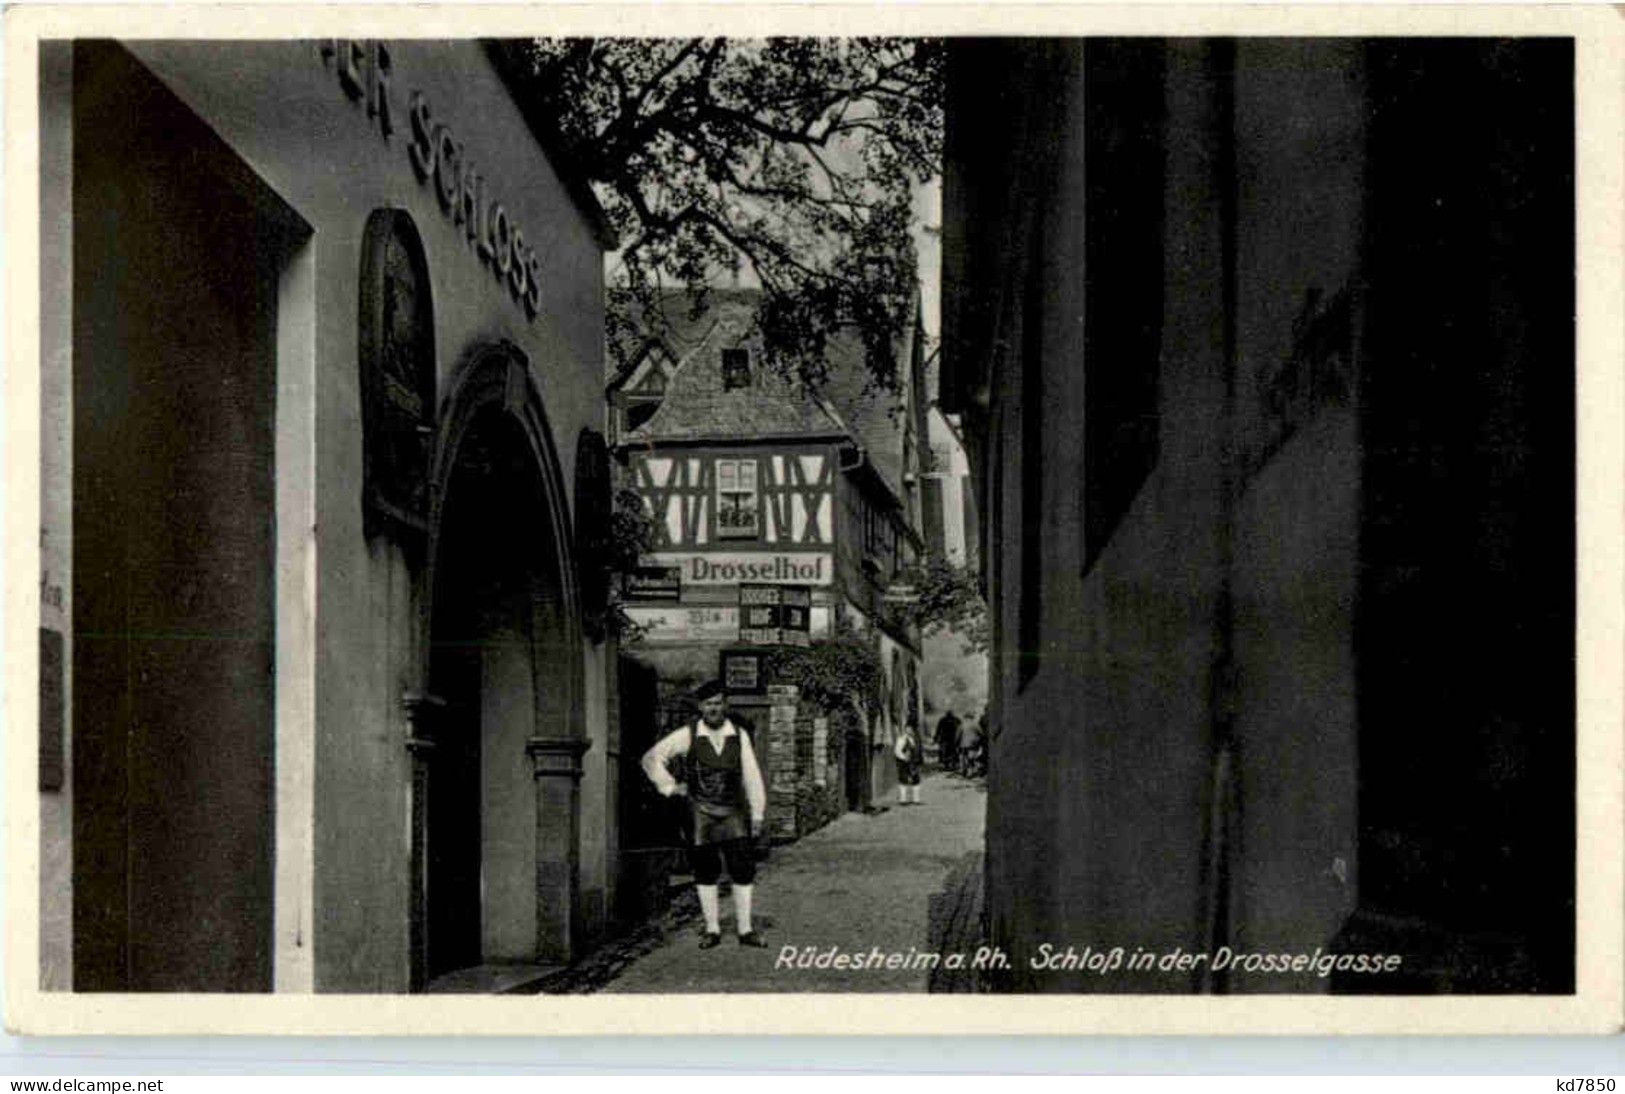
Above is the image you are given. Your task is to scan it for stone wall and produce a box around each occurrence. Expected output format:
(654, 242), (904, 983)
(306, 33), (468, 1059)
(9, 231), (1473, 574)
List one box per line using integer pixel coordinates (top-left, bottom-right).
(762, 686), (846, 843)
(792, 712), (845, 836)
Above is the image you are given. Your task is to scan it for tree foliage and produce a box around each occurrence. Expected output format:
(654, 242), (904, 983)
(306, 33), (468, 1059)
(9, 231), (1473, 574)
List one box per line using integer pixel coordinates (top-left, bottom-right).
(604, 485), (660, 572)
(767, 627), (884, 715)
(588, 486), (661, 643)
(898, 556), (989, 653)
(492, 37), (944, 393)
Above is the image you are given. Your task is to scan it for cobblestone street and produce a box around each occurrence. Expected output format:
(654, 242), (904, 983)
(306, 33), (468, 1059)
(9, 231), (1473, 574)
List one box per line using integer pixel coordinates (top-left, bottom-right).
(599, 772), (984, 993)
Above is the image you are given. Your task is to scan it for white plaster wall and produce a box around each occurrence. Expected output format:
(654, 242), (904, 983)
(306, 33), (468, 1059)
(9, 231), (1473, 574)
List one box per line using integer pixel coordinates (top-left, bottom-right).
(118, 40), (605, 991)
(273, 237), (319, 992)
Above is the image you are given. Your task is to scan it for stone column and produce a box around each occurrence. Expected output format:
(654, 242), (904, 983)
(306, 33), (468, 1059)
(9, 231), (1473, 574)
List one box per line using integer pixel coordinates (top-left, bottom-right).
(526, 736), (591, 964)
(402, 690), (444, 992)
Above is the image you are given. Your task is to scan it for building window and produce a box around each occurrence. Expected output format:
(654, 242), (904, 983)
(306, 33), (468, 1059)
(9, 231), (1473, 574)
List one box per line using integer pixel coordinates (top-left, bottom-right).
(722, 348), (752, 391)
(862, 499), (906, 579)
(864, 500), (888, 558)
(715, 458), (759, 539)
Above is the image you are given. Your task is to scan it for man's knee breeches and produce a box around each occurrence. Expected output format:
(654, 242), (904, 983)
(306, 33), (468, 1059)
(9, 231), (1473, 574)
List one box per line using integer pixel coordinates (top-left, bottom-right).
(689, 838), (757, 885)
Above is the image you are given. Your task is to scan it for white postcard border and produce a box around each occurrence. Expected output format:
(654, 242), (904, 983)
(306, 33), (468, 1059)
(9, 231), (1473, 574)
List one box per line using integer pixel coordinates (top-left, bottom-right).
(4, 2), (1620, 1037)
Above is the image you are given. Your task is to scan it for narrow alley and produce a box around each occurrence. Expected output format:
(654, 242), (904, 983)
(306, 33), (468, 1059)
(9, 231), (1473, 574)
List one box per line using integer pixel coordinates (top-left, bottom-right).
(598, 772), (984, 993)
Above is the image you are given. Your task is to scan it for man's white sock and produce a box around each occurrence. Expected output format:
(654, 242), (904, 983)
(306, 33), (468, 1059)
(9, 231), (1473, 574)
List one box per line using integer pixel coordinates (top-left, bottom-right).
(735, 884), (754, 935)
(698, 884), (721, 933)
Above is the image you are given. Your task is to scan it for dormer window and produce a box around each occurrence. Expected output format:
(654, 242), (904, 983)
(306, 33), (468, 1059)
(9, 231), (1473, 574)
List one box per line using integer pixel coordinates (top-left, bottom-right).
(624, 400), (661, 433)
(615, 342), (676, 438)
(722, 348), (752, 391)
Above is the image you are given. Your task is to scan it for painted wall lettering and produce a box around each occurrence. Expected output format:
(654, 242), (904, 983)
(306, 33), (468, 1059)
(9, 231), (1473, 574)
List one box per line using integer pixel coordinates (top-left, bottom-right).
(406, 90), (545, 321)
(321, 39), (393, 139)
(326, 41), (542, 323)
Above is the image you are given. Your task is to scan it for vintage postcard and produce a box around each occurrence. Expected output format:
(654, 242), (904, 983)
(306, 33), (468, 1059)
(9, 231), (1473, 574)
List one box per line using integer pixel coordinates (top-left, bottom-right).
(5, 3), (1622, 1036)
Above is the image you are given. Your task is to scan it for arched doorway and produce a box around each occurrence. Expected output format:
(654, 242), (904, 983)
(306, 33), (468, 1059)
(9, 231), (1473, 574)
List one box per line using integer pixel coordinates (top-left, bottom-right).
(414, 343), (586, 989)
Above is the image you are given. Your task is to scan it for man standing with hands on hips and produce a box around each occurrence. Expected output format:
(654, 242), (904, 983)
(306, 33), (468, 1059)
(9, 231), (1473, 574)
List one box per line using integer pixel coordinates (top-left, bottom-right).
(642, 680), (769, 948)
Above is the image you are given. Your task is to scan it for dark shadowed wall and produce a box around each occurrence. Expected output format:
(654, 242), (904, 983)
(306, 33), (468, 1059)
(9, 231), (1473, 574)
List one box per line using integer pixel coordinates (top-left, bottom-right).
(943, 37), (1573, 993)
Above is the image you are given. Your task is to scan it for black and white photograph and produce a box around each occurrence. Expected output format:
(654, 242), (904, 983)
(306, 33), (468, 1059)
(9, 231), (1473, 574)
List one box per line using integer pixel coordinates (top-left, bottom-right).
(9, 5), (1622, 1035)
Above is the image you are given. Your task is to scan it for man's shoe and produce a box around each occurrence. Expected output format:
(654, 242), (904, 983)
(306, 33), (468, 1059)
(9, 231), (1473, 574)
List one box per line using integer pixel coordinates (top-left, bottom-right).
(699, 932), (722, 949)
(737, 931), (767, 948)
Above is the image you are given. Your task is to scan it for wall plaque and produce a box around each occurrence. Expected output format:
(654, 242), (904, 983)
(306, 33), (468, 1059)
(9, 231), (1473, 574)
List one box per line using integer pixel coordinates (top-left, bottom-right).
(721, 649), (766, 695)
(360, 208), (436, 537)
(39, 628), (63, 791)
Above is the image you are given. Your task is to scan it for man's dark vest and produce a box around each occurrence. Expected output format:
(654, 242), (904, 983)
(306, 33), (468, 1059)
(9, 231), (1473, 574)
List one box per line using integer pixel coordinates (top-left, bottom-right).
(689, 725), (744, 814)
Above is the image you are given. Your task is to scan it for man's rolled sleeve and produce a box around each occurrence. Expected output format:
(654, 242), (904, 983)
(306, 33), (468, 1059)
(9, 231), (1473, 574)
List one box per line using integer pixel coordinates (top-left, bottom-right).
(738, 730), (767, 825)
(641, 728), (690, 797)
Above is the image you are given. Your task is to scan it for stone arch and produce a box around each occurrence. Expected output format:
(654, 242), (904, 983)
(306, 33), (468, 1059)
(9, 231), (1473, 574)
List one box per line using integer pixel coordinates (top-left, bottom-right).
(424, 339), (582, 658)
(406, 340), (590, 989)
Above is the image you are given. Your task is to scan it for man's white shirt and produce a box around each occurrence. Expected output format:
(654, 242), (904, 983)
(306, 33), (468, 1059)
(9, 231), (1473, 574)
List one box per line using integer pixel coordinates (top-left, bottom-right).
(641, 719), (767, 825)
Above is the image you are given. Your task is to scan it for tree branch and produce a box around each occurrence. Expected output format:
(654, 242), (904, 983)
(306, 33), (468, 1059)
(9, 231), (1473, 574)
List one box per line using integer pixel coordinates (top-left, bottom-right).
(628, 39), (705, 120)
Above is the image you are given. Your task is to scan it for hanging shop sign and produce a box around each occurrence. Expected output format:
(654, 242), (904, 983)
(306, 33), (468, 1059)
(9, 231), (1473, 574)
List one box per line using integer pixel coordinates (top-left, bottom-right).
(883, 582), (919, 605)
(321, 39), (544, 322)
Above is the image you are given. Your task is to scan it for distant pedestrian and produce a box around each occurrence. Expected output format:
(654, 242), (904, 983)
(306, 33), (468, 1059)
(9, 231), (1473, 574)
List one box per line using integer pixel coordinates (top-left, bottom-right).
(935, 709), (961, 773)
(642, 679), (768, 949)
(960, 712), (986, 778)
(894, 724), (922, 805)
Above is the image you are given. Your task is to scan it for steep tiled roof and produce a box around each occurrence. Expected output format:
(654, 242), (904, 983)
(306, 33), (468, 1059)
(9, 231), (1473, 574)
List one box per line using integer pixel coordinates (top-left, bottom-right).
(617, 292), (913, 503)
(815, 340), (909, 502)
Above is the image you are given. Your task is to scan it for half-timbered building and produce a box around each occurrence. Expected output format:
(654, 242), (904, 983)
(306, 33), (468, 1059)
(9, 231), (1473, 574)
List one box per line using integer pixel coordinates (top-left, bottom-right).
(610, 290), (927, 842)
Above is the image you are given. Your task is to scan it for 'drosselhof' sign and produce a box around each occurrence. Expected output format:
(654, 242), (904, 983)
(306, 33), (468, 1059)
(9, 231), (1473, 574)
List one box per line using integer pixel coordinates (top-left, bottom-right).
(646, 552), (832, 587)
